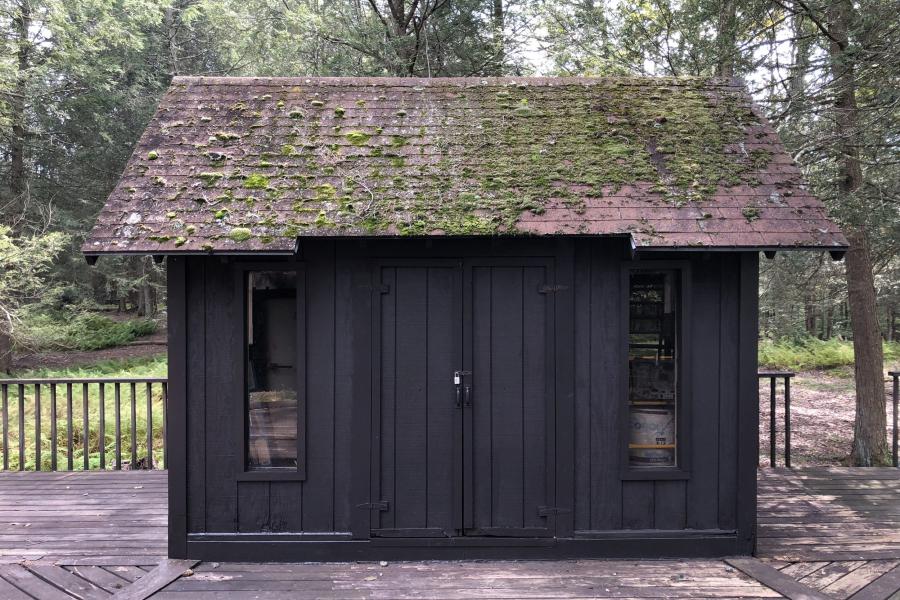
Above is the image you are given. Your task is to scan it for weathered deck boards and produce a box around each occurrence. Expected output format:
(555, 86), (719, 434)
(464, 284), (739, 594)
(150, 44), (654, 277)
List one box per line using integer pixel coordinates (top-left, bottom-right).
(757, 467), (900, 562)
(2, 468), (900, 598)
(154, 559), (780, 599)
(0, 471), (167, 564)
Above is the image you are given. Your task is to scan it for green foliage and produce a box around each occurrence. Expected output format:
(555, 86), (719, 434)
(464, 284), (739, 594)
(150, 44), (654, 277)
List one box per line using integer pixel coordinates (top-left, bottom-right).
(759, 338), (900, 371)
(19, 311), (156, 352)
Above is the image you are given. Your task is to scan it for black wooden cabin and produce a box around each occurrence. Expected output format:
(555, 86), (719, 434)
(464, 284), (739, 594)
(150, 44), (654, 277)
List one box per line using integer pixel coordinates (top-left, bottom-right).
(84, 76), (846, 561)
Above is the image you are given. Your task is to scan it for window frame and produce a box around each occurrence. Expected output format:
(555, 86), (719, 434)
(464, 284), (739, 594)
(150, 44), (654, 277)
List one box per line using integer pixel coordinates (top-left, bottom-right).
(619, 260), (692, 481)
(236, 262), (307, 482)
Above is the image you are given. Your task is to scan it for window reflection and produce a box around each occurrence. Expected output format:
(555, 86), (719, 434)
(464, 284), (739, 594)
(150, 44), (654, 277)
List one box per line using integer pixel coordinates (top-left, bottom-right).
(247, 271), (298, 470)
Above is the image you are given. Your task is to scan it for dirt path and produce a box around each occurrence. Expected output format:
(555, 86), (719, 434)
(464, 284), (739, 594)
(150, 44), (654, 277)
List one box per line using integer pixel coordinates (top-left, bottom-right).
(12, 330), (167, 372)
(759, 367), (897, 467)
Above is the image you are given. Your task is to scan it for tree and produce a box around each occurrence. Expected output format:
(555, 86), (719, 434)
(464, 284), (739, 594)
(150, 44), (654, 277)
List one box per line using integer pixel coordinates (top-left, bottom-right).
(0, 226), (67, 372)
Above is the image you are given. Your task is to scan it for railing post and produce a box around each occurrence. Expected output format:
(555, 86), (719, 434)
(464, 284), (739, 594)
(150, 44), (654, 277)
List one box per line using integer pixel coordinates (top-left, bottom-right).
(50, 384), (57, 471)
(784, 375), (792, 469)
(890, 371), (899, 468)
(34, 384), (41, 471)
(82, 383), (89, 470)
(1, 384), (7, 470)
(17, 384), (24, 471)
(769, 375), (776, 467)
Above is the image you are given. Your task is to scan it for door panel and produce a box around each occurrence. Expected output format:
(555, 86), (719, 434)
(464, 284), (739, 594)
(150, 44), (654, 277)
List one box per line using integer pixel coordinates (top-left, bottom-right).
(466, 262), (554, 537)
(372, 264), (461, 537)
(371, 258), (554, 539)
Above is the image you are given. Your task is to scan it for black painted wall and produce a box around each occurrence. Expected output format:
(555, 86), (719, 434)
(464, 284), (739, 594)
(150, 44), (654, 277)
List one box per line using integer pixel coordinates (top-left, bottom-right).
(167, 237), (759, 559)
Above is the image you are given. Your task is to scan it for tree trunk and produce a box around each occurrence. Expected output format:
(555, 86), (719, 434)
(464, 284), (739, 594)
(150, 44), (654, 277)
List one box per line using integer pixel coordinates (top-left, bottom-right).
(492, 0), (505, 75)
(0, 328), (12, 374)
(7, 0), (31, 225)
(826, 0), (888, 466)
(715, 0), (736, 77)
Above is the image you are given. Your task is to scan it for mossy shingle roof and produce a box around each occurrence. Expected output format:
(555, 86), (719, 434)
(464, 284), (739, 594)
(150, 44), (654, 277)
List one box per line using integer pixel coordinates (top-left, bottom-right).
(83, 76), (846, 254)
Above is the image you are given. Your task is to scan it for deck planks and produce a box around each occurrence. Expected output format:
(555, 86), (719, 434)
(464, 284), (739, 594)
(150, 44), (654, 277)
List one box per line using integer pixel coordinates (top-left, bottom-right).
(0, 471), (167, 564)
(757, 467), (900, 562)
(1, 467), (900, 598)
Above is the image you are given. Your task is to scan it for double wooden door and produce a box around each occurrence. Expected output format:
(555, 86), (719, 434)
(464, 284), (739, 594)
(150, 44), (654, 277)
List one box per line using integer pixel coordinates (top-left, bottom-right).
(370, 258), (555, 538)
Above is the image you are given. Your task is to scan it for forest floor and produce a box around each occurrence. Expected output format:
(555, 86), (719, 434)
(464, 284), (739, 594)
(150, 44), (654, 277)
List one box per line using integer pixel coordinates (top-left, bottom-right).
(11, 328), (167, 372)
(759, 363), (900, 467)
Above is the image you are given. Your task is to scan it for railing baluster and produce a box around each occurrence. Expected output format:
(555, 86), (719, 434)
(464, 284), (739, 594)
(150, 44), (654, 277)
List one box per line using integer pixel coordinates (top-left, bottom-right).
(130, 382), (137, 468)
(99, 384), (106, 470)
(146, 382), (153, 469)
(1, 384), (8, 470)
(50, 384), (57, 471)
(769, 376), (776, 467)
(784, 376), (792, 469)
(114, 382), (121, 470)
(18, 384), (25, 471)
(163, 381), (167, 469)
(890, 371), (899, 468)
(82, 383), (89, 470)
(34, 384), (41, 471)
(66, 383), (73, 470)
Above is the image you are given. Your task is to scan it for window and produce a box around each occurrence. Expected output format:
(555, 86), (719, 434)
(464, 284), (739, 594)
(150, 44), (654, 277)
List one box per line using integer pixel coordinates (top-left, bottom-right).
(627, 270), (680, 468)
(246, 271), (299, 471)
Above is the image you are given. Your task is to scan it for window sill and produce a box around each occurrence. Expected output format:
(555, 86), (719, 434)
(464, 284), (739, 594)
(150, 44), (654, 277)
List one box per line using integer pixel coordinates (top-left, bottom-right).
(620, 469), (690, 481)
(237, 469), (306, 482)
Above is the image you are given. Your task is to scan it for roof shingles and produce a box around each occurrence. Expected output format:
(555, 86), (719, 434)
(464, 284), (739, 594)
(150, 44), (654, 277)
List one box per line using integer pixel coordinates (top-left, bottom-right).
(82, 76), (846, 254)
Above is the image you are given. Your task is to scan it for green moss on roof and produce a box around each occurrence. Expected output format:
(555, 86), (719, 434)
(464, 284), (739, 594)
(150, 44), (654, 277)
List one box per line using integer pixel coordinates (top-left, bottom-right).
(198, 172), (224, 187)
(243, 174), (269, 189)
(228, 227), (253, 242)
(344, 130), (372, 146)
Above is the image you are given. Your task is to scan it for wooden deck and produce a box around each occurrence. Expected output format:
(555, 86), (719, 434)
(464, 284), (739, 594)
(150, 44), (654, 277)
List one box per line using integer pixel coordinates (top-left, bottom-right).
(0, 468), (898, 598)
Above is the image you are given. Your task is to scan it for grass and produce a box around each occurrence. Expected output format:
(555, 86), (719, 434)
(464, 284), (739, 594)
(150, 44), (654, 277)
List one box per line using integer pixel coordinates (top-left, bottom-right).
(759, 337), (900, 371)
(2, 356), (168, 471)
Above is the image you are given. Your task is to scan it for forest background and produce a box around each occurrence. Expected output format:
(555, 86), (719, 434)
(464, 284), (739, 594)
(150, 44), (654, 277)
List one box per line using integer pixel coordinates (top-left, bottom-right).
(1, 0), (898, 464)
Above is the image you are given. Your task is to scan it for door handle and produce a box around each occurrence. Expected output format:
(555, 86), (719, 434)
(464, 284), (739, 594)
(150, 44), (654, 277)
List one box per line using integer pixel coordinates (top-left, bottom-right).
(463, 384), (472, 408)
(455, 384), (462, 409)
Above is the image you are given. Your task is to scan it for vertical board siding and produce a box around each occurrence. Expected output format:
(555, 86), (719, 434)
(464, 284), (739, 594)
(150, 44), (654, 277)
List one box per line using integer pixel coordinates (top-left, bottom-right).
(717, 255), (741, 531)
(179, 239), (750, 543)
(686, 256), (721, 530)
(332, 259), (355, 532)
(302, 241), (337, 531)
(573, 240), (593, 532)
(203, 259), (240, 532)
(186, 259), (206, 534)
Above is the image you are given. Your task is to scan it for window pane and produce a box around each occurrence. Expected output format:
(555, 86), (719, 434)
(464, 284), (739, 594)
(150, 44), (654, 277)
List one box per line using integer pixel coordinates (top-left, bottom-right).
(247, 271), (298, 470)
(628, 271), (678, 468)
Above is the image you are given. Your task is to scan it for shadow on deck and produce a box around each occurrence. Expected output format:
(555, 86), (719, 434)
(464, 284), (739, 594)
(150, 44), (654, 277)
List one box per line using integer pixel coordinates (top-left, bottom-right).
(0, 467), (897, 598)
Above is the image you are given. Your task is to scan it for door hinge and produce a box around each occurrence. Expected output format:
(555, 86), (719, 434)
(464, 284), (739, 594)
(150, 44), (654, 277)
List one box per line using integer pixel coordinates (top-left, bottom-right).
(538, 505), (572, 517)
(356, 501), (390, 511)
(538, 284), (568, 294)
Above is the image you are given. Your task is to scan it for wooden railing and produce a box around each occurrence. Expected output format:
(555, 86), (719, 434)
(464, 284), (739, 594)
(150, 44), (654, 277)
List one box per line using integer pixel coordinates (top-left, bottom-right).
(759, 371), (794, 468)
(0, 378), (167, 471)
